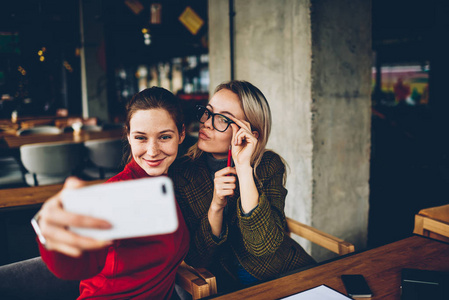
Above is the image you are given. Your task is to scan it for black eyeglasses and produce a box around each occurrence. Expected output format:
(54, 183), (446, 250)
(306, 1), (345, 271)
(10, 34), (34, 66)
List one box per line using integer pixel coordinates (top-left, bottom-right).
(195, 105), (235, 132)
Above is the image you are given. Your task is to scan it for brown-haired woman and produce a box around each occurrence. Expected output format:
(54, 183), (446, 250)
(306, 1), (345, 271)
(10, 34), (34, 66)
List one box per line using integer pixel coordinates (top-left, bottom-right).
(33, 87), (189, 299)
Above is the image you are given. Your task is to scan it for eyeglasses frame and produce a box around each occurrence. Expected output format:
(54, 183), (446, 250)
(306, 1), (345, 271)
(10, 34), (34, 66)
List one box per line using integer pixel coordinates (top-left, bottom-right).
(195, 105), (235, 132)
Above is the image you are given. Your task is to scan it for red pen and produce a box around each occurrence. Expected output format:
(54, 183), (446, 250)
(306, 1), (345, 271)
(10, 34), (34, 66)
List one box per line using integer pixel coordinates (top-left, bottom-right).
(227, 145), (232, 168)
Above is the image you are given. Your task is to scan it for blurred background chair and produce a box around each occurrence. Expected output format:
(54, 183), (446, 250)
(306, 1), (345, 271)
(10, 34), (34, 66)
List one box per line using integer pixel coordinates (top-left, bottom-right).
(414, 204), (449, 243)
(81, 138), (124, 180)
(0, 154), (25, 188)
(16, 126), (61, 136)
(175, 217), (355, 299)
(63, 124), (103, 133)
(19, 141), (84, 186)
(81, 124), (102, 132)
(101, 123), (124, 131)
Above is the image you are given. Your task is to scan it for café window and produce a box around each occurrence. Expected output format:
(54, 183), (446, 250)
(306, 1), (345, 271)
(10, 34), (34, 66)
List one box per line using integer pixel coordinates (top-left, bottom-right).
(372, 62), (429, 107)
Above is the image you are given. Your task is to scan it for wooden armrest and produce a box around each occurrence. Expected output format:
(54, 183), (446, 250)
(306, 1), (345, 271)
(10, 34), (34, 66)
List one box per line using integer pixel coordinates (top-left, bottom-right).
(191, 267), (217, 295)
(414, 213), (449, 240)
(176, 261), (217, 299)
(418, 204), (449, 224)
(286, 217), (355, 255)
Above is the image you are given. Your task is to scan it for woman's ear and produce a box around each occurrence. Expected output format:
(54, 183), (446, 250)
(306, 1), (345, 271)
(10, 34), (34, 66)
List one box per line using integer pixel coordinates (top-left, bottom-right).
(179, 125), (186, 144)
(252, 130), (259, 139)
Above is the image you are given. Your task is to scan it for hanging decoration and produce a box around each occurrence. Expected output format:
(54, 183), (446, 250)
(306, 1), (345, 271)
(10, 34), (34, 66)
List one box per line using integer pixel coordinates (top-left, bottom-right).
(178, 6), (204, 35)
(124, 0), (144, 15)
(150, 3), (162, 24)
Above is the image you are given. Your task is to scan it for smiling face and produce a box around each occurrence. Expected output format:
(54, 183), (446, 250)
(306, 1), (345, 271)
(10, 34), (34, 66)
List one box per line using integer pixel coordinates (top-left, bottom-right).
(127, 109), (185, 176)
(197, 89), (246, 159)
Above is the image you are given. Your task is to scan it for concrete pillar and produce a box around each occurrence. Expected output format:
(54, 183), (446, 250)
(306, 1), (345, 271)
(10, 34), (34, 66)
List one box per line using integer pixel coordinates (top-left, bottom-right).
(310, 0), (372, 259)
(209, 0), (371, 261)
(208, 0), (232, 89)
(79, 0), (109, 122)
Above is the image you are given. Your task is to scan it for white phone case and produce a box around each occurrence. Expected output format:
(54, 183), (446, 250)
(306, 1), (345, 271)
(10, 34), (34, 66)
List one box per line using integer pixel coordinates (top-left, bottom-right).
(61, 177), (178, 240)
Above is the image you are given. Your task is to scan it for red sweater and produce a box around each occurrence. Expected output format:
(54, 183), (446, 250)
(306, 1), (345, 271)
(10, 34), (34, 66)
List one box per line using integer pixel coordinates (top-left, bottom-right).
(39, 159), (190, 299)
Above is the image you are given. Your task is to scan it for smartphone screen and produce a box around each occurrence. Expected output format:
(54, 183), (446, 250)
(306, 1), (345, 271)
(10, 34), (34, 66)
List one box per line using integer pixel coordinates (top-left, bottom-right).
(341, 274), (373, 298)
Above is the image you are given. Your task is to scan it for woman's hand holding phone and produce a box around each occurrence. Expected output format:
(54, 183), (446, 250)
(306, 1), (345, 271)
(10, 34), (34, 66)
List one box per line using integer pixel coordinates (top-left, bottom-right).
(36, 177), (113, 257)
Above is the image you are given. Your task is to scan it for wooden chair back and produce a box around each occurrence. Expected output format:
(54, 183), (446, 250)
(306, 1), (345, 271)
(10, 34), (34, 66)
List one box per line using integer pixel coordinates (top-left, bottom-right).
(286, 217), (355, 255)
(414, 204), (449, 243)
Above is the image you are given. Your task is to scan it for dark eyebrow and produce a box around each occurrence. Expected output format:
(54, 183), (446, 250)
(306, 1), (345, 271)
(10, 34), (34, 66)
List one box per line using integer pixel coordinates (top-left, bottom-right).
(131, 129), (176, 135)
(131, 131), (146, 135)
(207, 104), (236, 118)
(159, 130), (176, 134)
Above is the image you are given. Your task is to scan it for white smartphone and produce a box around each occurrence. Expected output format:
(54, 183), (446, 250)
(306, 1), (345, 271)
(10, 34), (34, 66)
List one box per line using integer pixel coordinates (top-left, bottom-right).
(61, 177), (178, 240)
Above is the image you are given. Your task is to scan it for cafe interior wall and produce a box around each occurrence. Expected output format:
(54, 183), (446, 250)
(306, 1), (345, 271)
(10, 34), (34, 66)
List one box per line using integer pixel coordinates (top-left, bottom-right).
(209, 0), (371, 262)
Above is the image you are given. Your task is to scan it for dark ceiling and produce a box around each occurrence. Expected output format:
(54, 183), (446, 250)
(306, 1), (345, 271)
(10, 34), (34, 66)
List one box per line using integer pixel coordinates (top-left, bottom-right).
(0, 0), (209, 65)
(372, 0), (438, 64)
(0, 0), (439, 64)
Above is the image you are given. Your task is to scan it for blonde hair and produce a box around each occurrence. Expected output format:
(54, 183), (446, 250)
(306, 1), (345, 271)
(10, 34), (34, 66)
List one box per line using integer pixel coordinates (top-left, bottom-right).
(186, 80), (272, 174)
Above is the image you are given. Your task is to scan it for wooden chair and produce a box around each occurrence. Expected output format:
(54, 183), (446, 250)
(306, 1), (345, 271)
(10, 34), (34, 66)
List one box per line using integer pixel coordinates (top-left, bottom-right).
(414, 204), (449, 243)
(285, 217), (355, 255)
(175, 217), (355, 299)
(176, 262), (217, 300)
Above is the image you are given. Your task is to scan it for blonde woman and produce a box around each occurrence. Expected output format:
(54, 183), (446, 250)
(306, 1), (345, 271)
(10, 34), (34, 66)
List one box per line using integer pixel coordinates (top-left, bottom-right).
(170, 80), (315, 292)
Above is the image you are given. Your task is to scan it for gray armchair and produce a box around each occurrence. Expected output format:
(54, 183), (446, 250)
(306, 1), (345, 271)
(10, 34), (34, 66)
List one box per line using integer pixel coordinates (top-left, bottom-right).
(20, 141), (84, 186)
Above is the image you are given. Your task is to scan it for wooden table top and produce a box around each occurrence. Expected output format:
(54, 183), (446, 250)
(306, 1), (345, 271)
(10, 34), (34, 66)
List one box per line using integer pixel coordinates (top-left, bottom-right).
(0, 179), (106, 209)
(211, 235), (449, 300)
(2, 129), (124, 149)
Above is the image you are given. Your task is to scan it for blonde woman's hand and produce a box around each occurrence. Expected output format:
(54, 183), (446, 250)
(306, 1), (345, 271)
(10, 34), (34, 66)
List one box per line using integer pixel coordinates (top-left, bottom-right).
(37, 177), (113, 257)
(211, 167), (237, 211)
(229, 117), (259, 169)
